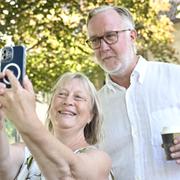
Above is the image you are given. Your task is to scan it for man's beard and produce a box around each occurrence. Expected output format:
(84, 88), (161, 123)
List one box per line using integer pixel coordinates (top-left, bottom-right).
(100, 55), (130, 76)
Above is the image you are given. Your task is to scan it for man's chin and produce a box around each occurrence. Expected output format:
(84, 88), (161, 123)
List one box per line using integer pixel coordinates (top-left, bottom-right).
(102, 66), (121, 75)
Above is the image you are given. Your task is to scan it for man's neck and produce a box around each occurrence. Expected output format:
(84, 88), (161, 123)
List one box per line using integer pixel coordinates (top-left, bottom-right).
(110, 74), (131, 89)
(109, 55), (139, 89)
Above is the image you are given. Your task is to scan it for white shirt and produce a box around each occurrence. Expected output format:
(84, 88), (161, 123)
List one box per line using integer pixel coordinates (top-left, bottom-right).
(98, 56), (180, 180)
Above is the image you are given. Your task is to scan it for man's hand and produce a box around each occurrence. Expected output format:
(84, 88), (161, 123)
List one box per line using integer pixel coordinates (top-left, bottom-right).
(170, 136), (180, 164)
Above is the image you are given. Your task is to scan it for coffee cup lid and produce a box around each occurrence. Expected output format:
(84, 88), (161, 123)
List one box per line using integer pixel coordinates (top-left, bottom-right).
(161, 126), (180, 134)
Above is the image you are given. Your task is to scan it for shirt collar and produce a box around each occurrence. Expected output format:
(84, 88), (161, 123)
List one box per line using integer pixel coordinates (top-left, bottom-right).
(105, 74), (120, 92)
(105, 73), (126, 92)
(132, 55), (148, 84)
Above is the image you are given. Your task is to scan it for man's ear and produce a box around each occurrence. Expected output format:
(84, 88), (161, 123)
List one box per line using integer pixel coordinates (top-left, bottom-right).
(130, 29), (137, 41)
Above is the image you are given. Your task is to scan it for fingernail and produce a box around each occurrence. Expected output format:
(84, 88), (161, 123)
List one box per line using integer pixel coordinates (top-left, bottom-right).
(171, 153), (176, 158)
(170, 146), (174, 152)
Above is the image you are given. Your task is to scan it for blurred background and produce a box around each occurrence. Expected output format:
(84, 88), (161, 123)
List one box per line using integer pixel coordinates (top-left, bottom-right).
(0, 0), (179, 142)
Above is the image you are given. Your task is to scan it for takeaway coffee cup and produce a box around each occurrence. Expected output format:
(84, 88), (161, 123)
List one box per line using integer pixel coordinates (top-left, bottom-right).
(161, 126), (180, 160)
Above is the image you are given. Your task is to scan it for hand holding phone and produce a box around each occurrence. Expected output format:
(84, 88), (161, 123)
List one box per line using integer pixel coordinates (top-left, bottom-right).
(0, 45), (26, 88)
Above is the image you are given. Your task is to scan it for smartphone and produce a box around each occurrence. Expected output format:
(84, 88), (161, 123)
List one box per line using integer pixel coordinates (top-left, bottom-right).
(0, 45), (26, 88)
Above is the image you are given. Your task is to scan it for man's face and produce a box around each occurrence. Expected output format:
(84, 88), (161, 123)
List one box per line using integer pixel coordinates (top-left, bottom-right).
(87, 9), (136, 76)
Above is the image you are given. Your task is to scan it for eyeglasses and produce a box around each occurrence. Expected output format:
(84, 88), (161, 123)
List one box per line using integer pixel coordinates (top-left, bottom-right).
(86, 29), (131, 49)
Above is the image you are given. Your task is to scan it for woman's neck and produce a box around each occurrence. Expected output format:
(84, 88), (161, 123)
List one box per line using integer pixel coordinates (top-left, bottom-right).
(54, 129), (89, 151)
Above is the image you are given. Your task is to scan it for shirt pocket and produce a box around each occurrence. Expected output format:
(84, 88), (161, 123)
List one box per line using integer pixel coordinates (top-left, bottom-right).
(149, 106), (180, 160)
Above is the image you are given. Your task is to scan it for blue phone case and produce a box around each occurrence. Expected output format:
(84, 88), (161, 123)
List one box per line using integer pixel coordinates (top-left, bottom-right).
(0, 45), (26, 88)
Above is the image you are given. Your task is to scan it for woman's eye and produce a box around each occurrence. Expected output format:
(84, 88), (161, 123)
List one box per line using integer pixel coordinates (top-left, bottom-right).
(58, 92), (67, 98)
(74, 95), (85, 101)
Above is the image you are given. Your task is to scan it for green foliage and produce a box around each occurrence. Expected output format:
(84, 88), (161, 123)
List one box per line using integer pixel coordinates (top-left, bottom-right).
(5, 119), (19, 143)
(0, 0), (178, 93)
(0, 0), (101, 92)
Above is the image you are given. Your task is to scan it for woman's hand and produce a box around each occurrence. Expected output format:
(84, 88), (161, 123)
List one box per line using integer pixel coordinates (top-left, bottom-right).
(0, 110), (5, 130)
(0, 70), (36, 130)
(0, 81), (6, 130)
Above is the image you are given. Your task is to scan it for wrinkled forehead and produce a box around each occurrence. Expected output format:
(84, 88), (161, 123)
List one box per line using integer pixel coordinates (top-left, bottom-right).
(87, 9), (127, 37)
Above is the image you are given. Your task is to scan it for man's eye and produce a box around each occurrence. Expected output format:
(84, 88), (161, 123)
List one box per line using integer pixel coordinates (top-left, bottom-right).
(91, 38), (99, 44)
(105, 33), (116, 40)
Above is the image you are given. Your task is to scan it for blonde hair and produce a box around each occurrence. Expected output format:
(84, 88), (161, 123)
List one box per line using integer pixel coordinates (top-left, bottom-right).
(45, 72), (102, 145)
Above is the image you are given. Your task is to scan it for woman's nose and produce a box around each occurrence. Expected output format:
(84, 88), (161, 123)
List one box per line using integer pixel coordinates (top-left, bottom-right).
(62, 95), (74, 105)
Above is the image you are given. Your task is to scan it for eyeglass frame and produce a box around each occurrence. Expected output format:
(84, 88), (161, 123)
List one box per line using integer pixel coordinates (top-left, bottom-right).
(86, 29), (132, 49)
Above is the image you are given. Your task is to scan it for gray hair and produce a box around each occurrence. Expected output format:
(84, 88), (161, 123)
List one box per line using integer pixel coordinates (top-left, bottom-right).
(45, 72), (102, 145)
(87, 5), (135, 29)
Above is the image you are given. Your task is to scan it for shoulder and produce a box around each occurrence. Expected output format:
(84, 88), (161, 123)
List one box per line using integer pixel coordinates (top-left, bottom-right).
(87, 149), (112, 178)
(140, 56), (180, 71)
(143, 61), (180, 83)
(148, 60), (180, 71)
(78, 147), (112, 171)
(91, 149), (112, 165)
(74, 146), (112, 178)
(75, 146), (111, 161)
(81, 146), (111, 159)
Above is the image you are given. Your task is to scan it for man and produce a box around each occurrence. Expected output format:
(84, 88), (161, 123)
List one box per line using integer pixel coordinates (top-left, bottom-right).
(86, 5), (180, 180)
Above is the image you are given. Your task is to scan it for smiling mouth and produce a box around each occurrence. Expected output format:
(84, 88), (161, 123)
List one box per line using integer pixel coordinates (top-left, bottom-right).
(58, 111), (77, 116)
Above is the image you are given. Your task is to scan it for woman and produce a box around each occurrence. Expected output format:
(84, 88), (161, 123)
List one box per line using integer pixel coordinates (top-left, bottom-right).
(0, 70), (113, 180)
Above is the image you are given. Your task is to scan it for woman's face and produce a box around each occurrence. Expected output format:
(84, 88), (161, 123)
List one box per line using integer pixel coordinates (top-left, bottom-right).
(50, 78), (93, 132)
